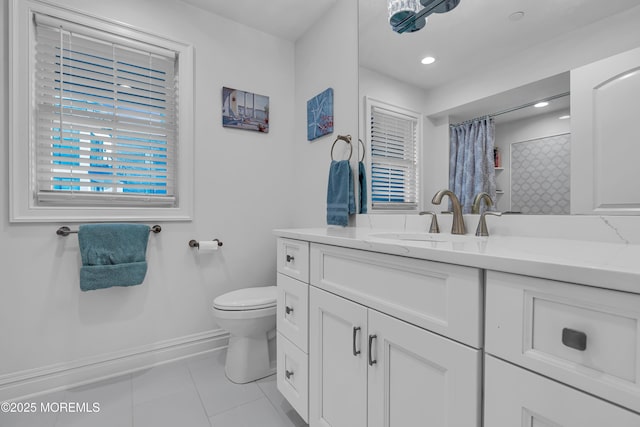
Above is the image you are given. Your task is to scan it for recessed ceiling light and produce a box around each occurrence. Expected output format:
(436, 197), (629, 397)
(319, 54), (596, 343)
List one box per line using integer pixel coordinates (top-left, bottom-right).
(421, 56), (436, 65)
(558, 115), (571, 120)
(534, 102), (549, 108)
(508, 11), (525, 21)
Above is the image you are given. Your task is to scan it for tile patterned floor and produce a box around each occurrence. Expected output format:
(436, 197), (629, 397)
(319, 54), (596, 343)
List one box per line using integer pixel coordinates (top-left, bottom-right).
(0, 350), (307, 427)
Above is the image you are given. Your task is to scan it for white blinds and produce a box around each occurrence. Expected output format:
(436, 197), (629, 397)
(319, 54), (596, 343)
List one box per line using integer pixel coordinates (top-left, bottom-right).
(34, 14), (178, 206)
(370, 105), (419, 210)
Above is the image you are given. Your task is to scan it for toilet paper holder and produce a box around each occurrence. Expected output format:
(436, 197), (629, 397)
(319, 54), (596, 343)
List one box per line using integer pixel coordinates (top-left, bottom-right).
(188, 239), (223, 248)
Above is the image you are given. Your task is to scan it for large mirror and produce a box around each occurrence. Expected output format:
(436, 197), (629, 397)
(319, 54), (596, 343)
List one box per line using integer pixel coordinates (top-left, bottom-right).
(358, 0), (640, 215)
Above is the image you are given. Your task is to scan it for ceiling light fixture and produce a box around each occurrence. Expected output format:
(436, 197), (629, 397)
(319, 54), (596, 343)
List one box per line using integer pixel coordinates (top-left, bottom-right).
(558, 115), (571, 120)
(388, 0), (426, 33)
(421, 0), (460, 14)
(421, 56), (436, 65)
(534, 102), (549, 108)
(389, 0), (460, 33)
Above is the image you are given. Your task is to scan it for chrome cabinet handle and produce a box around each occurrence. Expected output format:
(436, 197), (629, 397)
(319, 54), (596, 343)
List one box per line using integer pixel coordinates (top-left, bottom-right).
(285, 370), (294, 379)
(286, 254), (295, 262)
(285, 306), (294, 315)
(353, 326), (361, 356)
(368, 334), (377, 366)
(562, 328), (587, 351)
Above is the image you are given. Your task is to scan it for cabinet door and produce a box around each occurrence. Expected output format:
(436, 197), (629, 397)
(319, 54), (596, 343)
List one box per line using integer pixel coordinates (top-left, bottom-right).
(485, 355), (640, 427)
(367, 310), (481, 427)
(571, 46), (640, 214)
(309, 287), (368, 427)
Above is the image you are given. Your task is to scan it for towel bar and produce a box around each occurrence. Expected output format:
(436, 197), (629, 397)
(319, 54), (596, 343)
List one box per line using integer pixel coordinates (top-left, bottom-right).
(56, 225), (162, 236)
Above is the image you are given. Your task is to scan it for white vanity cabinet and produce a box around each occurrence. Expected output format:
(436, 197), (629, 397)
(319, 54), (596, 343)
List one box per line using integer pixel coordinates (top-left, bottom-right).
(276, 238), (310, 422)
(308, 243), (483, 427)
(485, 271), (640, 425)
(276, 231), (640, 426)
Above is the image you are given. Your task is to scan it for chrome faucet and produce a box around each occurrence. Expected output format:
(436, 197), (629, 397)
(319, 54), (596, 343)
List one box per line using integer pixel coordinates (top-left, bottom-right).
(431, 189), (465, 235)
(472, 192), (493, 214)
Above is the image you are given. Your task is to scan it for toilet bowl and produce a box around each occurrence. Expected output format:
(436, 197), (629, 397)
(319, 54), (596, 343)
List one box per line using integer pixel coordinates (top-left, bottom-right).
(212, 286), (277, 384)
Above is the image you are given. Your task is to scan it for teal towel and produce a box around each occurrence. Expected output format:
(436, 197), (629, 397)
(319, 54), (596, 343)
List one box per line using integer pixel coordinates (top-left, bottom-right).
(327, 160), (355, 226)
(78, 223), (150, 291)
(358, 161), (368, 214)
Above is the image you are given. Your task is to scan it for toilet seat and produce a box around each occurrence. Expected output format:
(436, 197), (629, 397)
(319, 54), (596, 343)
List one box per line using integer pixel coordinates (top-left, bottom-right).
(213, 286), (277, 311)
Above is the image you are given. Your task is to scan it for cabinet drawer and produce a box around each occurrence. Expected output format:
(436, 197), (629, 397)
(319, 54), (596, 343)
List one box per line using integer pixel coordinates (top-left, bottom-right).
(277, 333), (308, 423)
(310, 243), (483, 348)
(277, 238), (309, 282)
(486, 271), (640, 413)
(277, 273), (308, 352)
(485, 355), (640, 427)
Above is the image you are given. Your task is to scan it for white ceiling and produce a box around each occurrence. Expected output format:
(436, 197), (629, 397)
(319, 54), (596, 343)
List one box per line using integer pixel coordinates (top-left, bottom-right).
(178, 0), (338, 41)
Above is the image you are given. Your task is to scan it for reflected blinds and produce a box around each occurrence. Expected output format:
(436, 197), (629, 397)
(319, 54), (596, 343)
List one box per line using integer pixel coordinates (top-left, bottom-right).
(370, 105), (419, 210)
(34, 14), (178, 206)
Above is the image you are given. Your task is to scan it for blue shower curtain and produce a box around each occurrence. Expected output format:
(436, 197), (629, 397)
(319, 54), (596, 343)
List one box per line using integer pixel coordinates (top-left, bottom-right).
(449, 117), (496, 214)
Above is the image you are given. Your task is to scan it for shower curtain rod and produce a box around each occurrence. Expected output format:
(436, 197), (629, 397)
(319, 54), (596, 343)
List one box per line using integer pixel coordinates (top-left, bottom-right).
(451, 92), (570, 127)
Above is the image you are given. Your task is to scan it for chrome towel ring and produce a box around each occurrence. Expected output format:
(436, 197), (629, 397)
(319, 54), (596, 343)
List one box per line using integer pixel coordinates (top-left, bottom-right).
(330, 134), (352, 161)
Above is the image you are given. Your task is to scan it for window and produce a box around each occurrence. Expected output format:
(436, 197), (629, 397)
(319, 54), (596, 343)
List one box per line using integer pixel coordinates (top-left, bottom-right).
(10, 0), (194, 221)
(366, 98), (420, 211)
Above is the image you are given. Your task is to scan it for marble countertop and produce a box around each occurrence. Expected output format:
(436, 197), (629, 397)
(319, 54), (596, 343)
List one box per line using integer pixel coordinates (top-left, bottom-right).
(274, 227), (640, 294)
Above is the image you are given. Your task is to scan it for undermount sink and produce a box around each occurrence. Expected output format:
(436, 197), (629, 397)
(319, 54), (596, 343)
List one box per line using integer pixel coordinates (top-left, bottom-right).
(368, 232), (479, 243)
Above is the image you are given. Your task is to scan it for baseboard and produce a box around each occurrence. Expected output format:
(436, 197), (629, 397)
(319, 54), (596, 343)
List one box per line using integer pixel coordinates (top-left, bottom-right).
(0, 329), (229, 401)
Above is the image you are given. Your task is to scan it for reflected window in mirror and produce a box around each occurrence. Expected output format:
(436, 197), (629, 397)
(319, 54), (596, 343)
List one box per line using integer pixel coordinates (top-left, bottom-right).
(365, 97), (421, 212)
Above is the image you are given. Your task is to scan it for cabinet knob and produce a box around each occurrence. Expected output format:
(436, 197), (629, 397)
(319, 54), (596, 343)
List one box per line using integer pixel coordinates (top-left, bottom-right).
(286, 254), (295, 263)
(285, 306), (294, 315)
(368, 334), (377, 366)
(285, 370), (294, 379)
(562, 328), (587, 351)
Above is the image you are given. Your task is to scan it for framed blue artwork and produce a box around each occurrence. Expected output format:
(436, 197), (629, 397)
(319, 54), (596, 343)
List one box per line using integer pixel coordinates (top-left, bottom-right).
(222, 87), (269, 133)
(307, 88), (334, 141)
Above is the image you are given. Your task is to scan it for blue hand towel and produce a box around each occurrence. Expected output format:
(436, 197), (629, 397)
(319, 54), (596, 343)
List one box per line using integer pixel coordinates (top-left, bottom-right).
(358, 161), (368, 214)
(78, 223), (150, 291)
(327, 160), (355, 226)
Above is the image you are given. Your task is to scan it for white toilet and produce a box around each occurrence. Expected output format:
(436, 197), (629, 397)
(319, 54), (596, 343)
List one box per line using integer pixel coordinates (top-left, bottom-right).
(212, 286), (277, 384)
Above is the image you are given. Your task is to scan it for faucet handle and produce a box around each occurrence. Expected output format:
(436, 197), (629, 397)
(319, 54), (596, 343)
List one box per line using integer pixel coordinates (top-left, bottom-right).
(472, 192), (494, 214)
(475, 211), (502, 237)
(419, 211), (440, 233)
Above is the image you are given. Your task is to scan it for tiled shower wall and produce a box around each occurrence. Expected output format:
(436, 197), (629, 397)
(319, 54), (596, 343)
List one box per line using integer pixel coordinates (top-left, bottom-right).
(511, 133), (571, 215)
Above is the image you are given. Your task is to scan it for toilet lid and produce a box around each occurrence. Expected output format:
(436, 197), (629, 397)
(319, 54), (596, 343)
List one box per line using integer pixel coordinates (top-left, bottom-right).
(213, 286), (277, 311)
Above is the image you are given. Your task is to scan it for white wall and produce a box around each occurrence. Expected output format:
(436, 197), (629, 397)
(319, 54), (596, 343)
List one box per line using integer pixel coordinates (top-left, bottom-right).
(292, 0), (358, 227)
(357, 67), (450, 211)
(494, 110), (571, 212)
(358, 66), (427, 128)
(0, 0), (296, 398)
